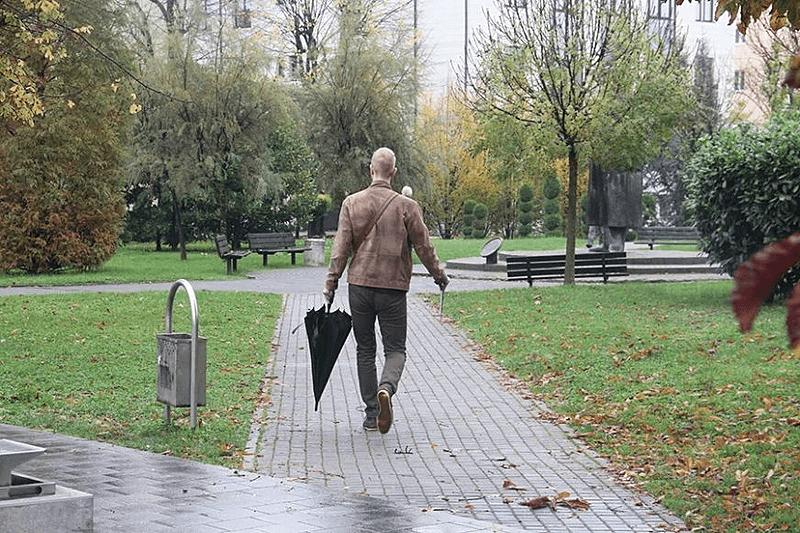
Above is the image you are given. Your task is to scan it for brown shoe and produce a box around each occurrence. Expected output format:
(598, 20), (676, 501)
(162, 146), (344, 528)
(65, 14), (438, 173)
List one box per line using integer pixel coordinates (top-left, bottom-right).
(377, 389), (392, 434)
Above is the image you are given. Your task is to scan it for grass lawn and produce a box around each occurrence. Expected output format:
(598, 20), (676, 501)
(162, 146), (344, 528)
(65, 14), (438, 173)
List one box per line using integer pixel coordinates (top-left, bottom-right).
(0, 241), (305, 287)
(443, 281), (798, 533)
(0, 236), (570, 287)
(0, 290), (282, 468)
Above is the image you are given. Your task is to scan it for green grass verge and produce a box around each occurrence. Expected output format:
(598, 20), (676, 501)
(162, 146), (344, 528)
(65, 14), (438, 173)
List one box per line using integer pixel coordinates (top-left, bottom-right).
(0, 241), (309, 287)
(0, 290), (282, 468)
(442, 281), (798, 533)
(0, 236), (569, 287)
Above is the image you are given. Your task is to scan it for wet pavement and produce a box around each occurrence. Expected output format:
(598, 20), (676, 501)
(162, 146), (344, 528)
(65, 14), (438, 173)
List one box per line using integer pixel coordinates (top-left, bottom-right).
(0, 256), (718, 531)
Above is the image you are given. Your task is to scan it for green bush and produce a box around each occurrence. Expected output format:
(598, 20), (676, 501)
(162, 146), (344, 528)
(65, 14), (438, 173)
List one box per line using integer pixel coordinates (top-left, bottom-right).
(0, 97), (126, 273)
(542, 175), (560, 199)
(473, 202), (488, 239)
(686, 111), (800, 299)
(519, 183), (534, 203)
(544, 213), (562, 233)
(463, 199), (476, 238)
(543, 202), (560, 215)
(541, 175), (562, 236)
(517, 184), (535, 237)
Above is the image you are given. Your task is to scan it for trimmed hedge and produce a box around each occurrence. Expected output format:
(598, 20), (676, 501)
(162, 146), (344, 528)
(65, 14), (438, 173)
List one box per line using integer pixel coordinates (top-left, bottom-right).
(686, 111), (800, 298)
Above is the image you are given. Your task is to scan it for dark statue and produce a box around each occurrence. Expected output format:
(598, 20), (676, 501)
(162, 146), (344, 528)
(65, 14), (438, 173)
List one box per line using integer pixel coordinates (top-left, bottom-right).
(586, 163), (642, 252)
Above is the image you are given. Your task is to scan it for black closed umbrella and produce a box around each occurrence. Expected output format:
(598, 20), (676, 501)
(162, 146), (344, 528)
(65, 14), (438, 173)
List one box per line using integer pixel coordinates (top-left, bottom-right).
(304, 304), (352, 411)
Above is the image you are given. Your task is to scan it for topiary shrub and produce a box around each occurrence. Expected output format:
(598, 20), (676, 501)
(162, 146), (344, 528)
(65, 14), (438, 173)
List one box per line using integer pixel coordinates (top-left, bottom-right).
(517, 184), (534, 237)
(463, 199), (477, 238)
(541, 175), (562, 236)
(472, 202), (488, 239)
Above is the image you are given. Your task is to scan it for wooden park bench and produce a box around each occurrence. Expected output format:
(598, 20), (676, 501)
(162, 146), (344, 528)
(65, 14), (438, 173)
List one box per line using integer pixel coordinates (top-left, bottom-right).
(246, 232), (310, 266)
(215, 234), (250, 275)
(506, 251), (628, 285)
(635, 226), (701, 250)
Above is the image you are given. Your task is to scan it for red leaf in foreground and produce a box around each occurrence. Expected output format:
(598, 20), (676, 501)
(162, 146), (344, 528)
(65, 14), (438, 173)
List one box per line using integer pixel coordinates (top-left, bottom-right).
(731, 232), (800, 332)
(786, 284), (800, 355)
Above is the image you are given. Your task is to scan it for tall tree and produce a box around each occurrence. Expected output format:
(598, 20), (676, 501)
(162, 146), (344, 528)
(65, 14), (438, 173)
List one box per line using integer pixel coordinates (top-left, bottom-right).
(638, 40), (721, 226)
(270, 0), (335, 78)
(416, 90), (495, 239)
(478, 112), (554, 238)
(0, 0), (134, 272)
(302, 0), (421, 205)
(126, 1), (310, 255)
(0, 0), (74, 125)
(472, 0), (692, 283)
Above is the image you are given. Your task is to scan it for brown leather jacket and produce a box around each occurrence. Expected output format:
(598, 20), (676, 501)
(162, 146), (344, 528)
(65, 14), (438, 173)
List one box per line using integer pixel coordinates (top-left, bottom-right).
(325, 180), (446, 292)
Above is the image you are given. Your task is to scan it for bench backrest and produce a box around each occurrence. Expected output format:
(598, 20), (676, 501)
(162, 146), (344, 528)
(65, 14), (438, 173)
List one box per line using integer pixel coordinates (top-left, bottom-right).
(507, 252), (627, 280)
(215, 234), (231, 257)
(638, 226), (700, 240)
(246, 232), (296, 250)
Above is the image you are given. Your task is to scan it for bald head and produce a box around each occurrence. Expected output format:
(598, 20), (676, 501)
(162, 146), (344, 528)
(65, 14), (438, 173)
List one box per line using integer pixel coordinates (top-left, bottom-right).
(370, 147), (396, 181)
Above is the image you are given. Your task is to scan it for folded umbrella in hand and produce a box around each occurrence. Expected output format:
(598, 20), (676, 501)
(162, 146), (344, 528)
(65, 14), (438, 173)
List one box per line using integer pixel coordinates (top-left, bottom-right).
(304, 305), (352, 411)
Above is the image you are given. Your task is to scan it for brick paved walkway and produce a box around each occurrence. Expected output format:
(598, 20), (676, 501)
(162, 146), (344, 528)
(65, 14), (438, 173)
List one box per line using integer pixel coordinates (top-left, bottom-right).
(246, 285), (686, 532)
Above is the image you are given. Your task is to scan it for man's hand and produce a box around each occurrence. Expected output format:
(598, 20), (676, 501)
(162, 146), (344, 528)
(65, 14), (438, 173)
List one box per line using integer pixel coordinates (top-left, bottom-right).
(323, 288), (335, 305)
(435, 276), (449, 291)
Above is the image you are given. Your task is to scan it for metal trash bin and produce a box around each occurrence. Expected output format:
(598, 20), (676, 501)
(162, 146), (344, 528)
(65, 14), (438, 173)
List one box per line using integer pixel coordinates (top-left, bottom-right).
(156, 279), (206, 428)
(157, 333), (206, 407)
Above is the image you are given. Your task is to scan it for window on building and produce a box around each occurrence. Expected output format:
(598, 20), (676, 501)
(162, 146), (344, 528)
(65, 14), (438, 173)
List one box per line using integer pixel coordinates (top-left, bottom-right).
(697, 0), (714, 22)
(734, 70), (745, 91)
(552, 0), (567, 33)
(648, 0), (674, 20)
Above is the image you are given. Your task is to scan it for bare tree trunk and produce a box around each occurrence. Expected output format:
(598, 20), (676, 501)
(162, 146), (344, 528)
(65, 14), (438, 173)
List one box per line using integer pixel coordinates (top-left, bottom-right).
(564, 143), (578, 284)
(172, 189), (187, 260)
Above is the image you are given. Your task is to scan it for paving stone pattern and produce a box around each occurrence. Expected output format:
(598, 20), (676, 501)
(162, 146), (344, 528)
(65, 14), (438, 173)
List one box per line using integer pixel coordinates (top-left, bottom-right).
(248, 289), (685, 532)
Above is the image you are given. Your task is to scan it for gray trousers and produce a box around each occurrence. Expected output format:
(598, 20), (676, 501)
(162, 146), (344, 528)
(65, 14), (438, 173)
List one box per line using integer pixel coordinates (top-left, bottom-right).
(348, 284), (407, 418)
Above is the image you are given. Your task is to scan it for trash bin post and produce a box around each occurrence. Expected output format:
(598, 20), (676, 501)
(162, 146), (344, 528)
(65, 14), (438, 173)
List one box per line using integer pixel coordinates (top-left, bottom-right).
(163, 279), (201, 429)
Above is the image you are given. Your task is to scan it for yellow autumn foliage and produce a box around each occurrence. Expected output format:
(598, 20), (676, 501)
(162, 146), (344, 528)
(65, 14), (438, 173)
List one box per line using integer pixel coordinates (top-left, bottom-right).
(0, 0), (66, 125)
(553, 158), (589, 219)
(417, 89), (496, 236)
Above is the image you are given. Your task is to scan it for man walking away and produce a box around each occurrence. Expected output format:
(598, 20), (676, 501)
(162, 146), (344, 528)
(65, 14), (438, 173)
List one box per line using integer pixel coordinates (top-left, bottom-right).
(324, 147), (448, 434)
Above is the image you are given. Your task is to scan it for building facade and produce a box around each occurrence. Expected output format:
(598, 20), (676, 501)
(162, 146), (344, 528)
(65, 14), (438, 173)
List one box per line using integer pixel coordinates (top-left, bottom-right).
(415, 0), (769, 121)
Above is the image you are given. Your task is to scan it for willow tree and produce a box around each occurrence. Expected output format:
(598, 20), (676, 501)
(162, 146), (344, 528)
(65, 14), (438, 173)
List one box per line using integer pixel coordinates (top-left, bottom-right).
(302, 0), (421, 206)
(471, 0), (692, 283)
(126, 0), (310, 254)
